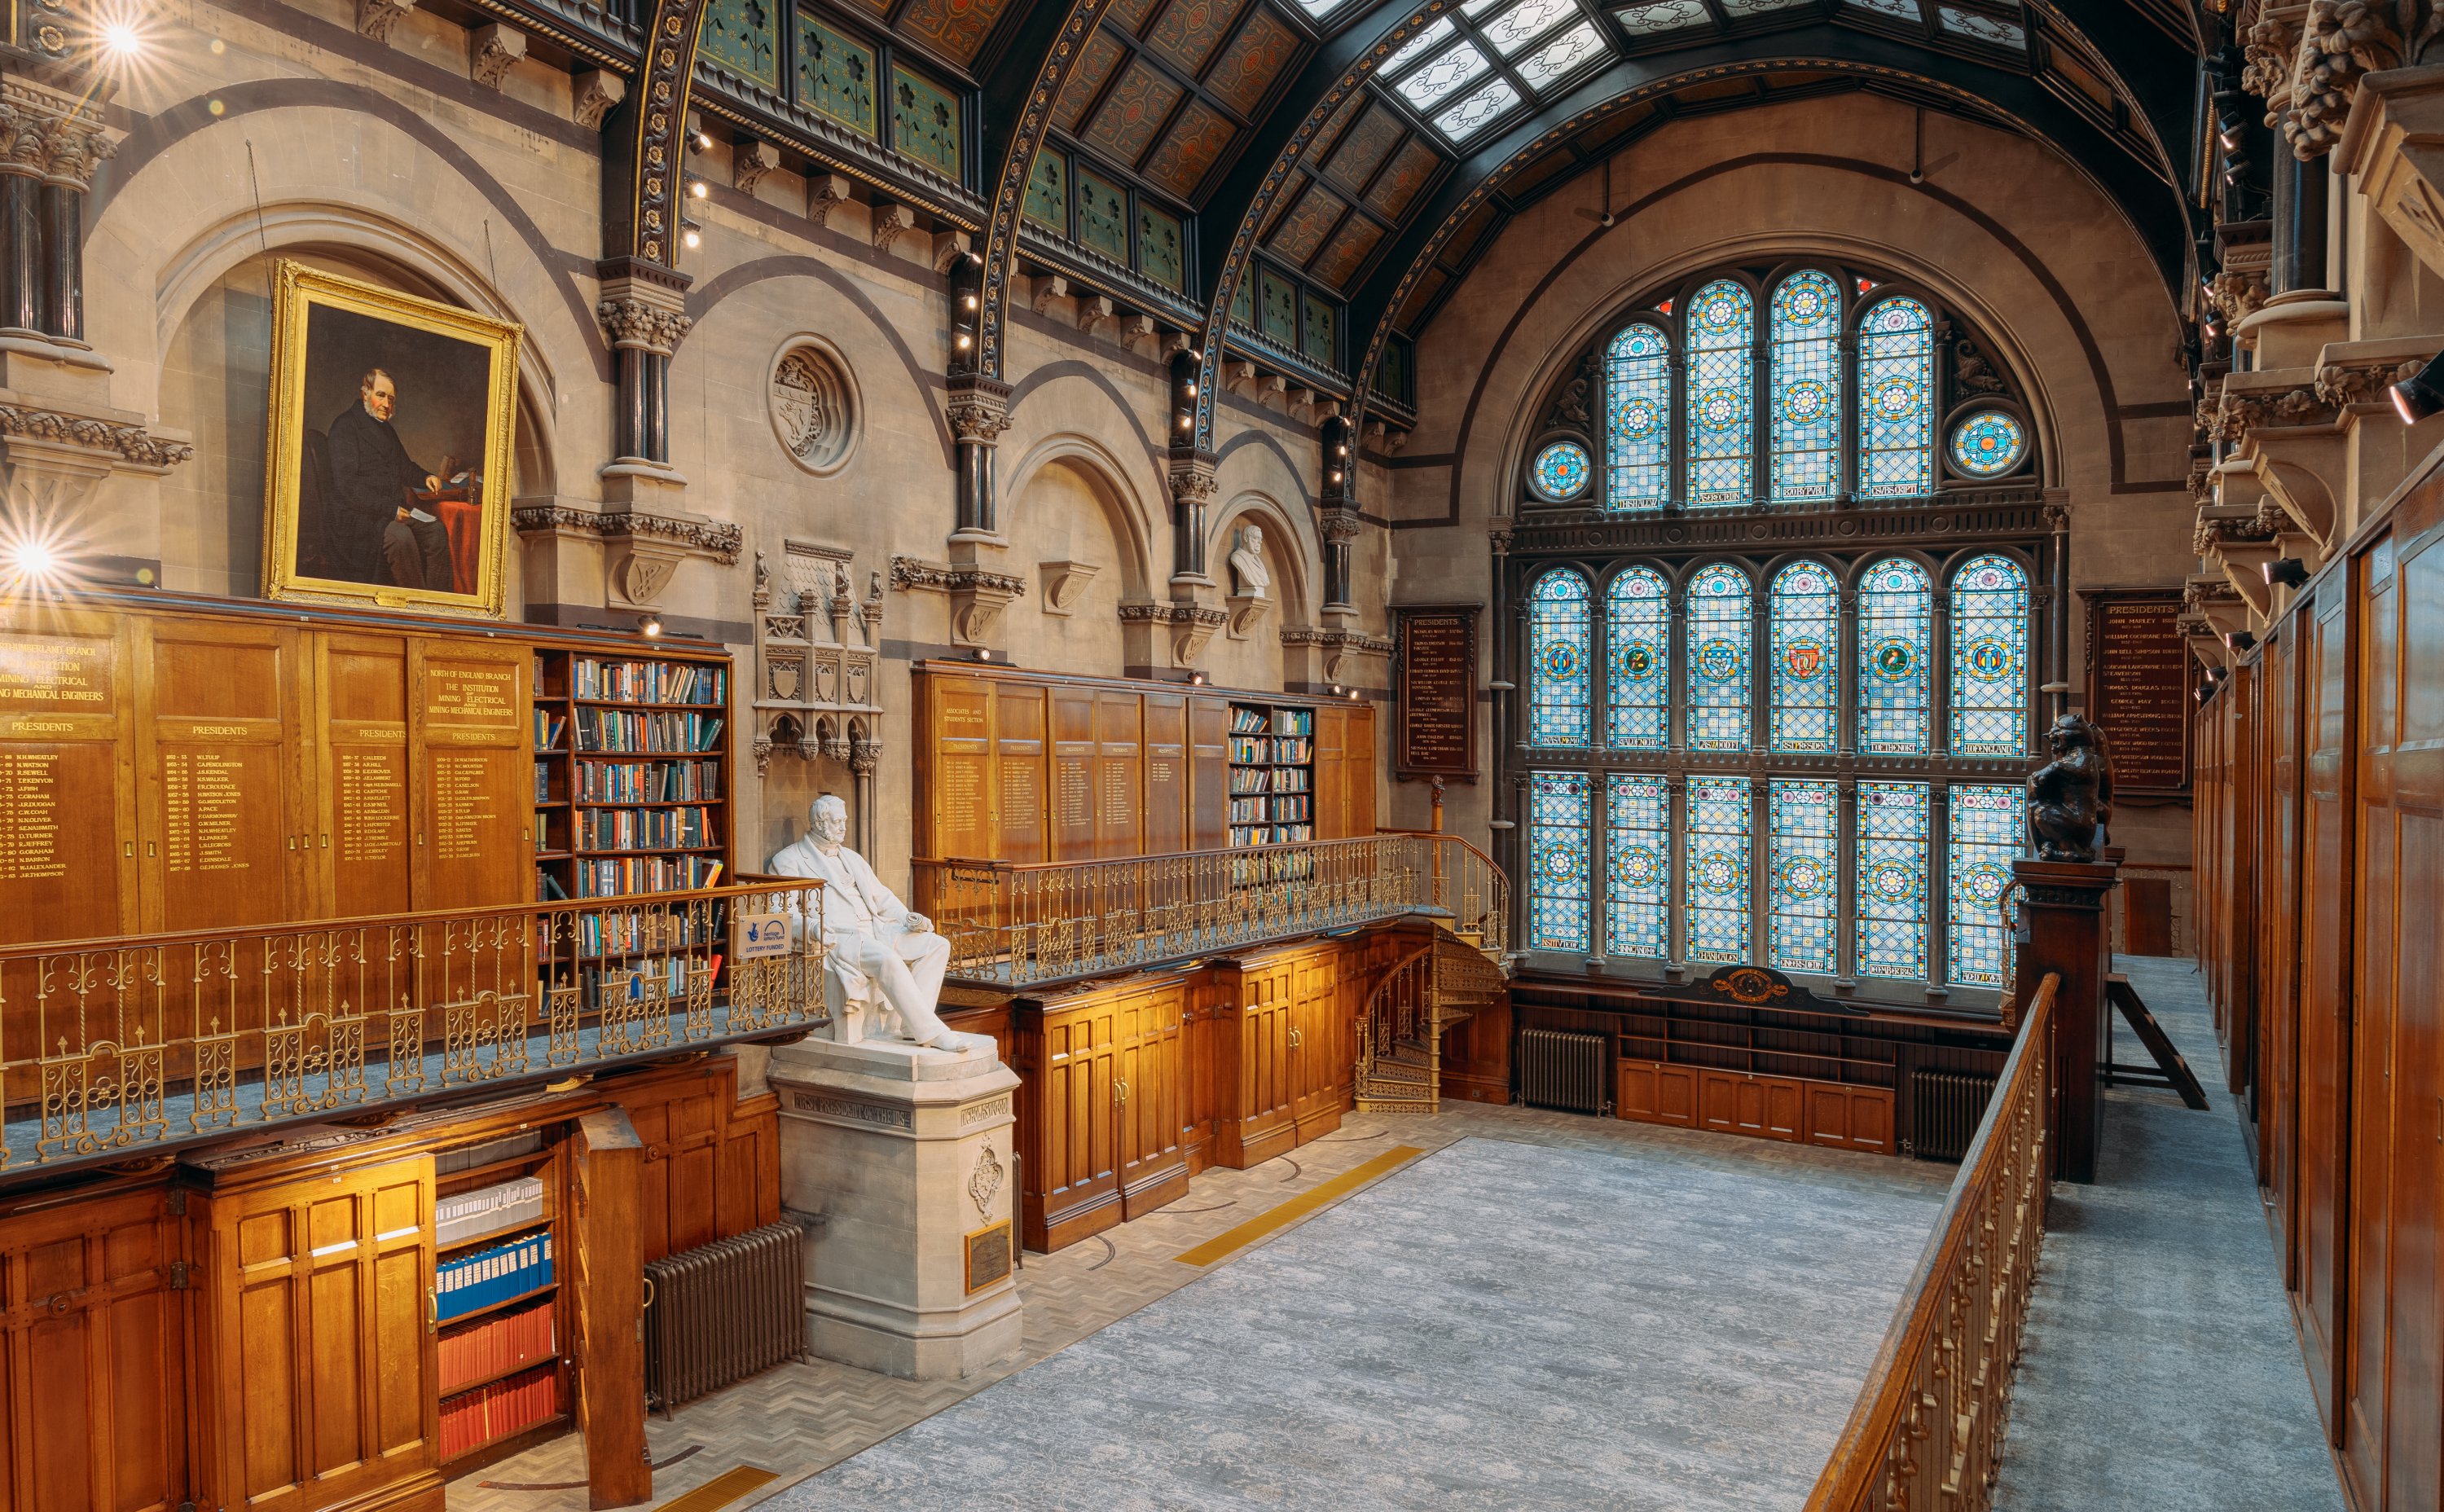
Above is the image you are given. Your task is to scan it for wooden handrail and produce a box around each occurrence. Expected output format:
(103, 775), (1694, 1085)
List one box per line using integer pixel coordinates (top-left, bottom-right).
(1805, 971), (2059, 1512)
(1374, 826), (1501, 875)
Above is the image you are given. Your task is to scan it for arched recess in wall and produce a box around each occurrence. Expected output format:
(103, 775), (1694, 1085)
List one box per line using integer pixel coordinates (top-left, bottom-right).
(148, 201), (566, 601)
(1204, 491), (1317, 691)
(997, 436), (1160, 675)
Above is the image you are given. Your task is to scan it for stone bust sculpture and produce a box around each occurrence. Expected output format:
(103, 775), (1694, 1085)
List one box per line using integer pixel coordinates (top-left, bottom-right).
(2027, 713), (2114, 864)
(767, 794), (991, 1053)
(1227, 523), (1270, 599)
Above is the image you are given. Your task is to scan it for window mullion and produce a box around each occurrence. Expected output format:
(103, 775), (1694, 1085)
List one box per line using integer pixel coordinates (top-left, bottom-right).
(1836, 779), (1858, 987)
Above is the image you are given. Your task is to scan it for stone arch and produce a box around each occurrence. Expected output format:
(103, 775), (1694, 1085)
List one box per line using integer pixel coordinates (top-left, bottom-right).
(1000, 433), (1162, 602)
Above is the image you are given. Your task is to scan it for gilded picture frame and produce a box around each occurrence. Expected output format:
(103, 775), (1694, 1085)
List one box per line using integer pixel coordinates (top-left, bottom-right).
(262, 261), (523, 619)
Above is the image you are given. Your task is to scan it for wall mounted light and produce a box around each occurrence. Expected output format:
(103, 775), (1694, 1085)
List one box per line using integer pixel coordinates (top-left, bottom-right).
(2262, 556), (2310, 589)
(640, 615), (664, 638)
(2392, 351), (2444, 424)
(2223, 630), (2256, 652)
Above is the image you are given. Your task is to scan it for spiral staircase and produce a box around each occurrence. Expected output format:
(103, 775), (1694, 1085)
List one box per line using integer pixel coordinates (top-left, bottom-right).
(1353, 927), (1508, 1116)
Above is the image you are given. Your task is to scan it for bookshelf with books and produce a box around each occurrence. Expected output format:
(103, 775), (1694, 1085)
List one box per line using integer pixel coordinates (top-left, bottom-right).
(433, 1128), (567, 1471)
(531, 647), (733, 908)
(1227, 705), (1315, 848)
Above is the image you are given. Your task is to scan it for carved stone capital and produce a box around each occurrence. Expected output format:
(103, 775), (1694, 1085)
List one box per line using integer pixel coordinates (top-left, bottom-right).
(574, 71), (626, 130)
(596, 294), (692, 356)
(2207, 266), (2272, 329)
(1317, 507), (1361, 547)
(946, 378), (1013, 446)
(0, 80), (120, 191)
(1280, 624), (1392, 685)
(470, 23), (526, 88)
(1488, 515), (1514, 556)
(848, 736), (881, 777)
(2244, 7), (2306, 108)
(2213, 381), (2339, 447)
(1038, 560), (1100, 615)
(2284, 0), (2403, 160)
(2315, 339), (2433, 409)
(1168, 456), (1220, 510)
(889, 556), (1026, 646)
(1119, 600), (1228, 668)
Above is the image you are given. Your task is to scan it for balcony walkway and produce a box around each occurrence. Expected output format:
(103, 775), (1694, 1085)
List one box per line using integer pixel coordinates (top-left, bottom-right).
(1992, 954), (2345, 1511)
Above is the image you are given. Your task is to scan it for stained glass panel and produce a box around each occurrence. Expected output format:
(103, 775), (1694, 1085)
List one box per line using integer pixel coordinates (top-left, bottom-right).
(1303, 292), (1337, 367)
(1947, 784), (2021, 986)
(1604, 773), (1670, 959)
(1532, 441), (1591, 500)
(1685, 776), (1753, 965)
(1858, 297), (1934, 495)
(1767, 779), (1839, 974)
(1950, 409), (2027, 477)
(1685, 279), (1754, 504)
(1769, 270), (1841, 502)
(1857, 780), (1928, 979)
(1606, 566), (1668, 749)
(1527, 770), (1593, 952)
(1605, 323), (1670, 511)
(1528, 568), (1592, 746)
(1769, 559), (1840, 751)
(1139, 205), (1185, 291)
(1857, 556), (1932, 754)
(1686, 563), (1752, 752)
(1021, 147), (1067, 231)
(1949, 553), (2029, 755)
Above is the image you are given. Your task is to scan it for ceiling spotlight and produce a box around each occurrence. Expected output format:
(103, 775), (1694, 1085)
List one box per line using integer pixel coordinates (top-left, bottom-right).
(974, 646), (994, 662)
(2205, 665), (2229, 684)
(955, 333), (972, 349)
(694, 130), (714, 151)
(961, 293), (978, 310)
(2262, 556), (2310, 589)
(1176, 415), (1192, 430)
(2224, 629), (2256, 652)
(1189, 670), (1207, 686)
(2391, 349), (2444, 424)
(1347, 688), (1360, 701)
(640, 615), (664, 638)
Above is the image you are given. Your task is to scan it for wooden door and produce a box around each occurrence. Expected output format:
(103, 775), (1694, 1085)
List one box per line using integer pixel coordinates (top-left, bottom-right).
(1289, 943), (1346, 1142)
(411, 641), (529, 909)
(2264, 629), (2302, 1270)
(1020, 991), (1122, 1250)
(200, 1158), (438, 1512)
(627, 1070), (725, 1262)
(1115, 978), (1189, 1217)
(1189, 696), (1229, 851)
(0, 1186), (187, 1512)
(1618, 1060), (1699, 1126)
(1215, 955), (1297, 1167)
(2346, 536), (2400, 1503)
(313, 632), (415, 920)
(2299, 590), (2354, 1433)
(0, 605), (139, 945)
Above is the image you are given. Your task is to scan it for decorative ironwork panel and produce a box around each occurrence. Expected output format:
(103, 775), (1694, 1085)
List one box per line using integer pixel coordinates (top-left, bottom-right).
(1857, 556), (1932, 754)
(1856, 780), (1929, 980)
(1605, 323), (1670, 512)
(1528, 567), (1593, 746)
(1526, 771), (1593, 952)
(1858, 296), (1934, 495)
(1769, 270), (1842, 502)
(1606, 565), (1668, 749)
(1767, 779), (1839, 974)
(1949, 553), (2029, 755)
(1684, 776), (1752, 965)
(1947, 784), (2021, 985)
(1769, 558), (1840, 752)
(1685, 563), (1752, 752)
(1604, 772), (1670, 960)
(1685, 280), (1754, 504)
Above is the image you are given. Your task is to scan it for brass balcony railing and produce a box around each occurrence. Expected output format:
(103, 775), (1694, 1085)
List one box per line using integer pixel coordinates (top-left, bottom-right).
(912, 832), (1509, 987)
(1806, 971), (2058, 1512)
(0, 880), (833, 1176)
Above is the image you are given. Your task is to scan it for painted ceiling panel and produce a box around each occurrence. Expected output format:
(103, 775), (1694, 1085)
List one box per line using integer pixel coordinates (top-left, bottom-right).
(1322, 105), (1404, 193)
(1146, 0), (1255, 77)
(1269, 180), (1350, 263)
(1084, 60), (1189, 165)
(894, 0), (1009, 65)
(1310, 213), (1386, 288)
(1107, 0), (1165, 34)
(1363, 138), (1440, 219)
(1053, 30), (1128, 134)
(1204, 7), (1302, 116)
(1144, 99), (1238, 196)
(1259, 169), (1309, 239)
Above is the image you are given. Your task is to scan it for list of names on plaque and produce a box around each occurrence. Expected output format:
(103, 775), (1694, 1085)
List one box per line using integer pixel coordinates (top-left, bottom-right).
(0, 749), (64, 882)
(1055, 757), (1092, 834)
(1099, 761), (1135, 829)
(1000, 762), (1040, 824)
(432, 753), (496, 862)
(1396, 610), (1476, 776)
(163, 746), (249, 874)
(337, 749), (406, 865)
(2090, 598), (2191, 791)
(938, 758), (984, 841)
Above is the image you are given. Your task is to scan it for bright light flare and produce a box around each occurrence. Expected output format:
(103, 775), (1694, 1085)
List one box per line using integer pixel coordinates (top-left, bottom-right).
(102, 20), (142, 55)
(0, 513), (81, 600)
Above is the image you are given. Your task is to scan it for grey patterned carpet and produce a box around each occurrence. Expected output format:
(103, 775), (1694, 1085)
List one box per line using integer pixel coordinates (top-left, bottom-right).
(764, 1130), (1945, 1511)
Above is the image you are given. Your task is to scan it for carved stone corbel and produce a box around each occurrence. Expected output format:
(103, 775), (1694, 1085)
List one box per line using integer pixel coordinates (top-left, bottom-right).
(470, 23), (525, 88)
(733, 141), (779, 196)
(1038, 560), (1101, 615)
(357, 0), (415, 43)
(807, 174), (855, 227)
(1031, 275), (1070, 314)
(1076, 295), (1116, 338)
(574, 71), (626, 130)
(890, 556), (1026, 647)
(1224, 591), (1273, 640)
(873, 202), (918, 257)
(931, 230), (974, 273)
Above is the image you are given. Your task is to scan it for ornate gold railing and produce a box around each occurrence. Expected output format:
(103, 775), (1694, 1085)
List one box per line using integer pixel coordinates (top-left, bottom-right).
(913, 832), (1506, 987)
(0, 880), (831, 1174)
(1806, 971), (2058, 1512)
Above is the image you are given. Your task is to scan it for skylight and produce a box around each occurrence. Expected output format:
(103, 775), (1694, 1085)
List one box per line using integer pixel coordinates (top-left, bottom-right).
(1479, 0), (1576, 55)
(1613, 1), (1710, 34)
(1384, 17), (1457, 74)
(1937, 5), (2025, 43)
(1398, 41), (1492, 110)
(1514, 20), (1605, 90)
(1435, 77), (1521, 139)
(1844, 0), (1922, 16)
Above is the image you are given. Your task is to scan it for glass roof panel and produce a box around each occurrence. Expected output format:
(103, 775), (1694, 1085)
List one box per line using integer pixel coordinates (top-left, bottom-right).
(1514, 20), (1607, 91)
(1398, 40), (1492, 108)
(1613, 1), (1712, 35)
(1937, 5), (2025, 42)
(1719, 0), (1811, 12)
(1383, 17), (1457, 75)
(1434, 76), (1521, 139)
(1480, 0), (1578, 55)
(1844, 0), (1921, 15)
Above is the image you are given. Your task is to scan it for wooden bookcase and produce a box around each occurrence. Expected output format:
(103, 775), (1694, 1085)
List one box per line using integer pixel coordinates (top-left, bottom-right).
(431, 1129), (569, 1470)
(530, 648), (732, 905)
(1226, 704), (1315, 847)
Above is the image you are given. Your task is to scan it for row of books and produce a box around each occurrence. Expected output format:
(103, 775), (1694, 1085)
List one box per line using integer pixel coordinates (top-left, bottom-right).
(578, 953), (706, 1009)
(436, 1176), (544, 1249)
(1229, 823), (1314, 846)
(577, 806), (716, 851)
(532, 710), (568, 751)
(1229, 767), (1310, 795)
(569, 657), (727, 705)
(572, 758), (723, 803)
(437, 1232), (554, 1324)
(574, 709), (725, 754)
(1229, 736), (1312, 765)
(574, 855), (724, 898)
(572, 907), (715, 958)
(1228, 706), (1271, 736)
(1229, 794), (1312, 824)
(439, 1300), (555, 1396)
(439, 1364), (556, 1460)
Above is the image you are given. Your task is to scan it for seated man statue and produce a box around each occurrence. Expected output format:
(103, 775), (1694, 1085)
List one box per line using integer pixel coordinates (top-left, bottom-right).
(767, 795), (991, 1054)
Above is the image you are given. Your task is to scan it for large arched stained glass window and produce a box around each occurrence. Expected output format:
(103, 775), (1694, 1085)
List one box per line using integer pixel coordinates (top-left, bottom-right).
(1527, 568), (1592, 746)
(1604, 772), (1669, 959)
(1769, 270), (1842, 502)
(1767, 779), (1838, 974)
(1606, 323), (1671, 512)
(1606, 566), (1668, 749)
(1685, 776), (1752, 964)
(1947, 785), (2021, 984)
(1857, 557), (1932, 754)
(1858, 296), (1935, 496)
(1685, 279), (1754, 504)
(1526, 771), (1592, 952)
(1769, 560), (1840, 751)
(1686, 564), (1752, 752)
(1857, 780), (1929, 979)
(1949, 553), (2029, 755)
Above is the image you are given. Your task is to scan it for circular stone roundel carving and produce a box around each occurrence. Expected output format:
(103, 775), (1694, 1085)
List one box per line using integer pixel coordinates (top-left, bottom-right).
(770, 340), (858, 475)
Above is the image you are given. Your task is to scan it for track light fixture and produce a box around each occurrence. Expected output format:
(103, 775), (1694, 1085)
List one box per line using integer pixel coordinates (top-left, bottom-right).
(640, 615), (664, 638)
(2390, 349), (2444, 424)
(2262, 556), (2310, 589)
(2223, 630), (2256, 652)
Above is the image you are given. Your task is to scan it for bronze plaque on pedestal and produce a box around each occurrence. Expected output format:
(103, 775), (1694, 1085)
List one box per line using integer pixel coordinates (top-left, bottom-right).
(965, 1220), (1013, 1292)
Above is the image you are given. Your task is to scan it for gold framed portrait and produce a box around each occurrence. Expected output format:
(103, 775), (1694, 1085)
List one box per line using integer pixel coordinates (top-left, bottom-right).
(262, 261), (523, 618)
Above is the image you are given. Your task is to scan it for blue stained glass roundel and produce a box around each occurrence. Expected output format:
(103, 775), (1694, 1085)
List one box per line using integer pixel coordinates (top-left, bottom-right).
(1949, 409), (2027, 477)
(1532, 440), (1591, 499)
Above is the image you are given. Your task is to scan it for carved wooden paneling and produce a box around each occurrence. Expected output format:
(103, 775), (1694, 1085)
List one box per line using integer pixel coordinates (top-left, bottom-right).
(1115, 975), (1189, 1219)
(921, 674), (995, 863)
(2296, 587), (2351, 1428)
(1189, 694), (1229, 851)
(411, 640), (529, 911)
(1093, 692), (1142, 861)
(1013, 986), (1121, 1252)
(314, 634), (415, 920)
(1212, 949), (1299, 1169)
(1142, 692), (1188, 858)
(0, 606), (138, 947)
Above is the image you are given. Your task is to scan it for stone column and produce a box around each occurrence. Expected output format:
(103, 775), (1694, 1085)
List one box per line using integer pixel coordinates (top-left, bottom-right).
(946, 378), (1011, 538)
(1169, 448), (1217, 585)
(596, 260), (692, 474)
(1319, 507), (1358, 617)
(769, 1039), (1024, 1379)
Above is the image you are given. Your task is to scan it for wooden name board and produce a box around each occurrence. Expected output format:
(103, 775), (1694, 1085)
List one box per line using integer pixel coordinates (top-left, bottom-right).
(2084, 591), (2193, 796)
(1394, 605), (1478, 780)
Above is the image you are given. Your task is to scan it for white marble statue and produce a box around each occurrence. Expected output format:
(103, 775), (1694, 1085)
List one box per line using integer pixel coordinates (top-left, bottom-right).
(768, 795), (990, 1053)
(1227, 523), (1271, 599)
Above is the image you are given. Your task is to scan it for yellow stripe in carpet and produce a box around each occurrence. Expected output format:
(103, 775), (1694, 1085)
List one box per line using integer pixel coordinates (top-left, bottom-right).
(1174, 1145), (1428, 1268)
(654, 1466), (779, 1512)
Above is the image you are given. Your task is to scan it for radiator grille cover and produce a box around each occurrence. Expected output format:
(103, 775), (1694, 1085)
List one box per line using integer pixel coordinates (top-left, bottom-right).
(643, 1220), (806, 1411)
(1520, 1028), (1608, 1116)
(1911, 1070), (1998, 1163)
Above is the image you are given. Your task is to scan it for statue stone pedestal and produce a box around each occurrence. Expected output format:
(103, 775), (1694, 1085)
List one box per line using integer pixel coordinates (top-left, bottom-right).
(770, 1037), (1022, 1379)
(2013, 856), (2119, 1185)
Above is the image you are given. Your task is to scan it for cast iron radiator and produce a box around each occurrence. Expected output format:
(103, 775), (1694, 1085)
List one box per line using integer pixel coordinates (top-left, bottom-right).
(643, 1220), (805, 1412)
(1911, 1070), (1998, 1163)
(1519, 1029), (1608, 1116)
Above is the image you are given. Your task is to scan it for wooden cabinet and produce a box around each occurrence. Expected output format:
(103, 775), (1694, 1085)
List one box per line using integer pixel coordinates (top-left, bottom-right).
(1615, 1056), (1892, 1155)
(1313, 703), (1378, 841)
(1012, 972), (1193, 1252)
(1213, 940), (1356, 1167)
